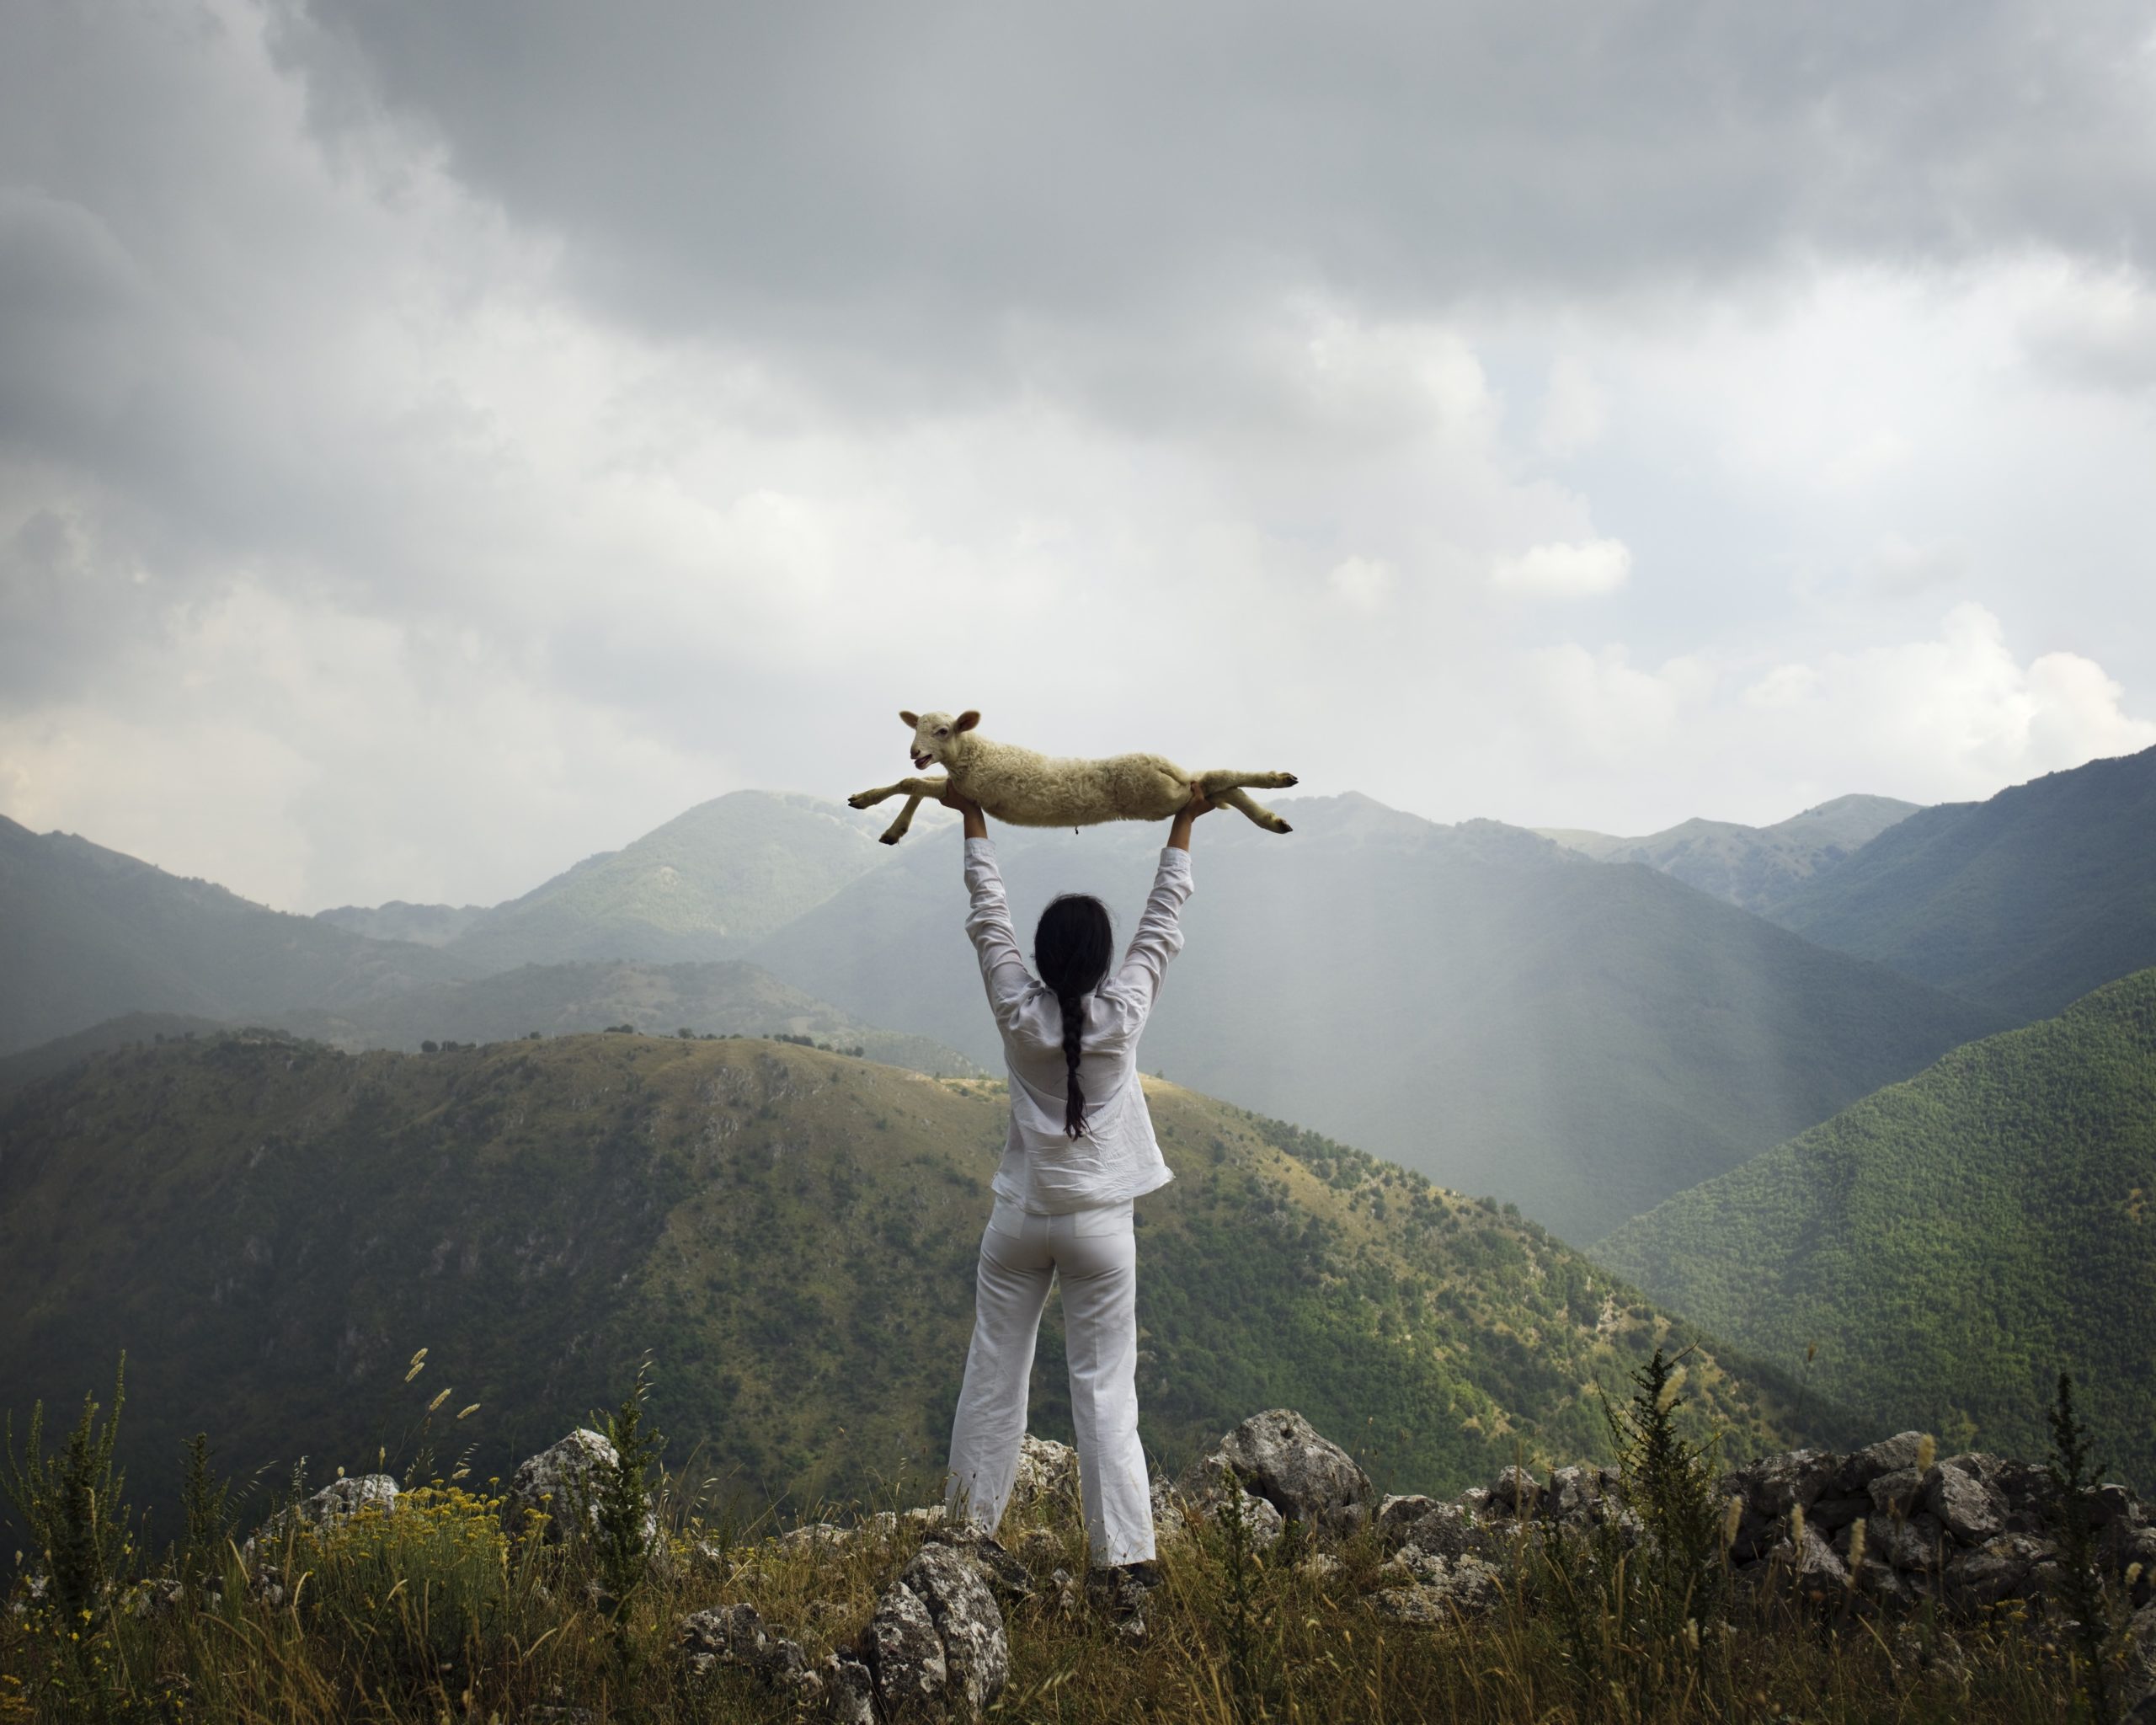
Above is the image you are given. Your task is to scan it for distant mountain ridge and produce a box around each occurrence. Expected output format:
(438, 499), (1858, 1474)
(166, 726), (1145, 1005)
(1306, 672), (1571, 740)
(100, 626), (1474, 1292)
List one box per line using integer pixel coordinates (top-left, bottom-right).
(0, 1030), (1831, 1531)
(315, 901), (487, 947)
(1765, 745), (2156, 1022)
(1539, 793), (1920, 912)
(1597, 967), (2156, 1482)
(0, 814), (467, 1055)
(423, 792), (908, 973)
(750, 792), (2003, 1242)
(272, 959), (979, 1076)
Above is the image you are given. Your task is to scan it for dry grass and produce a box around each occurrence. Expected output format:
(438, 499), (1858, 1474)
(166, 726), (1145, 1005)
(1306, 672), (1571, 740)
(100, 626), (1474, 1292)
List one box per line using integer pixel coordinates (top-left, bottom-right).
(0, 1462), (2089, 1725)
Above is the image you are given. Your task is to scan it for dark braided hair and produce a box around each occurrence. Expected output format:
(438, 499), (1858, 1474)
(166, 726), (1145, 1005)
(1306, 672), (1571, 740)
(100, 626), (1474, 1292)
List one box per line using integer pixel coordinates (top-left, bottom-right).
(1034, 894), (1114, 1138)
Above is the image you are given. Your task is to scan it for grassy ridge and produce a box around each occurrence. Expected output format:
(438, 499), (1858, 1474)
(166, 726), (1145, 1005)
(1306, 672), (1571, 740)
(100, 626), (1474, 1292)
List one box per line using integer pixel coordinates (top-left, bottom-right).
(1598, 967), (2156, 1481)
(0, 1031), (1829, 1531)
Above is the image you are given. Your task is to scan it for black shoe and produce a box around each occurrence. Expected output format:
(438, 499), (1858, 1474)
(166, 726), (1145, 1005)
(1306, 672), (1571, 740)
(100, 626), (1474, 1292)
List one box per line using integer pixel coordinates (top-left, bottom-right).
(1086, 1562), (1156, 1642)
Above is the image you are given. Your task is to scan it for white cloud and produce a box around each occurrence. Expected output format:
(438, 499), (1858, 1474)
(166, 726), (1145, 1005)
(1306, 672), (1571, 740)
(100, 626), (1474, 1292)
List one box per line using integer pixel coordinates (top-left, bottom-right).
(2, 1), (2153, 911)
(1863, 533), (1965, 595)
(1500, 606), (2153, 830)
(1537, 356), (1607, 457)
(1326, 556), (1396, 611)
(1492, 538), (1633, 598)
(2018, 266), (2156, 395)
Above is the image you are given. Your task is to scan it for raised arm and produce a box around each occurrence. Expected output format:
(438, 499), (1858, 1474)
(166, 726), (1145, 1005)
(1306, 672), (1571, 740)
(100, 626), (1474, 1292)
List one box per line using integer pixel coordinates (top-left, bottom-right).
(1109, 787), (1210, 1017)
(953, 790), (1034, 1030)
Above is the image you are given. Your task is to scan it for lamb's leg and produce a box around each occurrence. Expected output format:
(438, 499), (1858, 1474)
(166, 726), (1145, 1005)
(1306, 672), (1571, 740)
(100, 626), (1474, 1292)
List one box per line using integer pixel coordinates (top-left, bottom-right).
(1195, 769), (1299, 794)
(846, 775), (952, 845)
(1210, 786), (1293, 835)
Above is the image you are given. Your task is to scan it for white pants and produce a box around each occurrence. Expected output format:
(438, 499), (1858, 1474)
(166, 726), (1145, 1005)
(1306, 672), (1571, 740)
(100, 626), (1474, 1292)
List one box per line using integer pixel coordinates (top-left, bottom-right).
(944, 1198), (1155, 1566)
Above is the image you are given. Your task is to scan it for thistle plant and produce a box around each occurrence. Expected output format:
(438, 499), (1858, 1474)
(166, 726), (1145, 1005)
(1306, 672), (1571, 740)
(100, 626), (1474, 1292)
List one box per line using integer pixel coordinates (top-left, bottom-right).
(2, 1357), (132, 1632)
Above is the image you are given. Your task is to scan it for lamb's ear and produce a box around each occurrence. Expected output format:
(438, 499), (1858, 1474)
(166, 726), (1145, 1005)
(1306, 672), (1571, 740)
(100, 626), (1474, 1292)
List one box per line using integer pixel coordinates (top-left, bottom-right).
(898, 711), (920, 729)
(955, 710), (981, 733)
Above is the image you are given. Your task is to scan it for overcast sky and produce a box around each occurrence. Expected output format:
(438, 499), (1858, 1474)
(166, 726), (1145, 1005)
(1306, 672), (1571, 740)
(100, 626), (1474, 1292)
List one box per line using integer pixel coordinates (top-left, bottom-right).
(3, 0), (2153, 911)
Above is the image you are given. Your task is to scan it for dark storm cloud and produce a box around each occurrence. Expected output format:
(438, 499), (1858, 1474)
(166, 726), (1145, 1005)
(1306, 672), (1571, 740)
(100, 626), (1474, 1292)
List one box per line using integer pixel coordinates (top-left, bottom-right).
(280, 0), (2156, 380)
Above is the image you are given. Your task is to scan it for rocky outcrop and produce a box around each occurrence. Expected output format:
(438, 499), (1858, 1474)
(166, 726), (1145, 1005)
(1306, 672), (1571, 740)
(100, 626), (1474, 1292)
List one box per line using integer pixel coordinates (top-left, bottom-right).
(677, 1524), (1016, 1722)
(507, 1429), (622, 1543)
(1008, 1435), (1081, 1521)
(249, 1472), (398, 1548)
(1180, 1408), (1374, 1542)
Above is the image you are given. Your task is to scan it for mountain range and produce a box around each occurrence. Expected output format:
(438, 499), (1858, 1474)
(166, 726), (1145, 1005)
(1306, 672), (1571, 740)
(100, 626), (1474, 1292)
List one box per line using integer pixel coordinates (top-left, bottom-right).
(8, 748), (2154, 1246)
(1765, 745), (2156, 1022)
(752, 793), (2003, 1242)
(1597, 966), (2156, 1481)
(0, 1029), (1830, 1530)
(1538, 793), (1920, 913)
(0, 814), (461, 1055)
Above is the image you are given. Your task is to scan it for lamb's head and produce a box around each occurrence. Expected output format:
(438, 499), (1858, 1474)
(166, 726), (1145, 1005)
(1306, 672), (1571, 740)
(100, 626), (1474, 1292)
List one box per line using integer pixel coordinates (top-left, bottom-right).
(898, 708), (979, 771)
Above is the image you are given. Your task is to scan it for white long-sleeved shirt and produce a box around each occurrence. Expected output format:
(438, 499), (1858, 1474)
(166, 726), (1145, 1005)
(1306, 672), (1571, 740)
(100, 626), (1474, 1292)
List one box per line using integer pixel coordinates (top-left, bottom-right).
(963, 836), (1190, 1214)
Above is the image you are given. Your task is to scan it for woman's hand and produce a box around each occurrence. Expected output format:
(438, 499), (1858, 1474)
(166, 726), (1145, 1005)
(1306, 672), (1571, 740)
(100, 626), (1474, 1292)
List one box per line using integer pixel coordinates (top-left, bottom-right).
(1167, 784), (1215, 852)
(942, 781), (989, 841)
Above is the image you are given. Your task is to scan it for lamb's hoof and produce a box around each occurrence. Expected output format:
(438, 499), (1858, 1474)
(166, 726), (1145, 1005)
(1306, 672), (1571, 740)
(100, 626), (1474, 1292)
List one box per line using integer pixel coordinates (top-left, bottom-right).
(879, 832), (902, 846)
(847, 793), (873, 809)
(1280, 772), (1299, 787)
(1273, 820), (1293, 834)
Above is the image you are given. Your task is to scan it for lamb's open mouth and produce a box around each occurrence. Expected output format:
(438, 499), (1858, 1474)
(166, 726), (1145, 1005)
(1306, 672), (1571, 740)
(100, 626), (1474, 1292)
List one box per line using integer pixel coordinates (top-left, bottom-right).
(912, 753), (932, 769)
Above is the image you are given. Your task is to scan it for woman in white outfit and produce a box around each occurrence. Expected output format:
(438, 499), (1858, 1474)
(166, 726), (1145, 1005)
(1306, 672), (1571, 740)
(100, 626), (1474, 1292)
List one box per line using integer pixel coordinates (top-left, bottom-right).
(941, 782), (1212, 1589)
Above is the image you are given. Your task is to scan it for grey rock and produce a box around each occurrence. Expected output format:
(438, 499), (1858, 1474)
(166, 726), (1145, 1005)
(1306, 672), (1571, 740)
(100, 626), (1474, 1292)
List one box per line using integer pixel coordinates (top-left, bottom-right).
(1946, 1533), (2059, 1608)
(901, 1541), (1010, 1715)
(866, 1582), (947, 1720)
(925, 1524), (1034, 1603)
(1384, 1501), (1483, 1565)
(1864, 1511), (1948, 1574)
(1187, 1409), (1373, 1541)
(1365, 1554), (1503, 1624)
(1546, 1465), (1601, 1526)
(1868, 1467), (1925, 1519)
(1006, 1435), (1081, 1522)
(1726, 1449), (1836, 1520)
(677, 1602), (807, 1685)
(2096, 1482), (2142, 1530)
(1990, 1459), (2058, 1531)
(1811, 1494), (1872, 1533)
(1828, 1433), (1929, 1500)
(778, 1521), (851, 1557)
(1926, 1464), (2006, 1545)
(1375, 1494), (1438, 1551)
(1488, 1466), (1541, 1515)
(1767, 1522), (1849, 1594)
(507, 1430), (656, 1549)
(246, 1473), (398, 1556)
(2122, 1599), (2156, 1722)
(809, 1653), (878, 1725)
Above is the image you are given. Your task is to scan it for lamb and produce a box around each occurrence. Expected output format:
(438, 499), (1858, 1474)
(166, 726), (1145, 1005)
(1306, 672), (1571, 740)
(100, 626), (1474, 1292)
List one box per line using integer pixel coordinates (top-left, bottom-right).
(847, 709), (1299, 846)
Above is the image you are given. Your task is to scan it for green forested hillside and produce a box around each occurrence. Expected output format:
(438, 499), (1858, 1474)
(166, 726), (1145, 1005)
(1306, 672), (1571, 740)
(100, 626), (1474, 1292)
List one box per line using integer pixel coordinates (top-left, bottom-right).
(1539, 793), (1919, 912)
(750, 795), (2003, 1243)
(1597, 967), (2156, 1482)
(1769, 744), (2156, 1021)
(434, 792), (901, 972)
(0, 815), (465, 1056)
(270, 959), (978, 1074)
(0, 1030), (1831, 1531)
